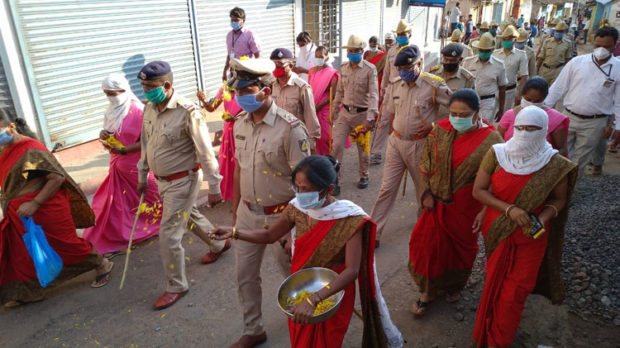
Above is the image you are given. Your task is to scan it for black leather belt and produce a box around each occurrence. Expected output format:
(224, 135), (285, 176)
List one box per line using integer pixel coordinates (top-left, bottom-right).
(343, 104), (368, 113)
(565, 107), (608, 119)
(543, 63), (564, 69)
(480, 94), (495, 100)
(506, 84), (517, 91)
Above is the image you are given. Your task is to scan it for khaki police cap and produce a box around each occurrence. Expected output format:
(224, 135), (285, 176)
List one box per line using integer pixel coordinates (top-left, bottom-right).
(451, 28), (464, 42)
(554, 21), (569, 31)
(472, 32), (495, 50)
(490, 20), (499, 28)
(395, 19), (413, 34)
(228, 58), (275, 89)
(500, 25), (518, 39)
(342, 35), (366, 49)
(516, 28), (529, 43)
(479, 21), (490, 30)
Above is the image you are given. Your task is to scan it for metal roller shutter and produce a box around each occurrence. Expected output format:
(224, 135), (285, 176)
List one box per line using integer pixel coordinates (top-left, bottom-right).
(342, 0), (382, 50)
(408, 5), (428, 47)
(0, 56), (16, 120)
(10, 0), (199, 149)
(195, 0), (295, 96)
(382, 0), (409, 40)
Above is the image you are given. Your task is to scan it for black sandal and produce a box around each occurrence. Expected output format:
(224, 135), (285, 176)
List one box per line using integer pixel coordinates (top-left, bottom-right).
(411, 299), (430, 316)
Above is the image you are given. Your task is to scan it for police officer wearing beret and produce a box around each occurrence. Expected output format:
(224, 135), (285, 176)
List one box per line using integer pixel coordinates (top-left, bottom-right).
(430, 44), (476, 118)
(136, 61), (229, 310)
(270, 48), (320, 151)
(370, 45), (452, 245)
(225, 58), (310, 347)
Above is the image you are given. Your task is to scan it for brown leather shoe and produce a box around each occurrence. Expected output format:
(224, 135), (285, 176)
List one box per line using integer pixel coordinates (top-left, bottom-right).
(152, 290), (188, 310)
(229, 332), (267, 348)
(201, 239), (231, 264)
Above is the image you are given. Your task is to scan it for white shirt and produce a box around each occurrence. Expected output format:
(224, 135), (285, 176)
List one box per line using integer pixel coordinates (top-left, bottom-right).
(492, 48), (529, 85)
(295, 43), (317, 82)
(450, 7), (461, 23)
(462, 55), (508, 96)
(545, 54), (620, 127)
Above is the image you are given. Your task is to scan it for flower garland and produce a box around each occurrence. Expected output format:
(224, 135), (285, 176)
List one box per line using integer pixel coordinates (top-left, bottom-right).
(350, 125), (371, 155)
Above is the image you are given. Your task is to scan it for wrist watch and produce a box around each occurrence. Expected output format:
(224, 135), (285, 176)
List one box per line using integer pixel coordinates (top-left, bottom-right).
(120, 148), (127, 155)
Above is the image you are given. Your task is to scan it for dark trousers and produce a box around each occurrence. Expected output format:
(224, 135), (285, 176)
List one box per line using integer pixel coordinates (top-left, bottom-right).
(451, 22), (458, 32)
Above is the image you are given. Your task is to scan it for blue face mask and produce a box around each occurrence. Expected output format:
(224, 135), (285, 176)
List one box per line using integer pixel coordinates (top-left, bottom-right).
(553, 32), (564, 39)
(296, 191), (326, 210)
(0, 129), (14, 145)
(549, 29), (555, 35)
(347, 52), (362, 63)
(235, 89), (265, 113)
(395, 36), (409, 46)
(231, 21), (242, 31)
(144, 86), (167, 103)
(398, 68), (418, 82)
(449, 114), (474, 131)
(515, 42), (526, 49)
(478, 51), (492, 60)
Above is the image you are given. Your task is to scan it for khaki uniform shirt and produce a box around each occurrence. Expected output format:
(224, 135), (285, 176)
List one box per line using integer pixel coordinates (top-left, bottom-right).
(537, 38), (572, 68)
(388, 73), (452, 136)
(462, 55), (508, 97)
(234, 102), (310, 206)
(492, 48), (529, 85)
(138, 91), (221, 194)
(382, 44), (406, 91)
(272, 72), (320, 140)
(430, 65), (475, 118)
(333, 60), (379, 121)
(524, 45), (537, 78)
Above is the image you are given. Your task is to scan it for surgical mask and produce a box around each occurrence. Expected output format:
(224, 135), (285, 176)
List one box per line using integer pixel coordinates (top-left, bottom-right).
(231, 21), (242, 31)
(502, 40), (514, 49)
(144, 86), (167, 103)
(315, 58), (325, 66)
(449, 114), (474, 131)
(347, 52), (362, 63)
(398, 68), (418, 82)
(593, 47), (612, 60)
(395, 36), (409, 46)
(478, 51), (492, 60)
(489, 29), (497, 36)
(515, 42), (526, 49)
(369, 46), (379, 52)
(235, 88), (265, 113)
(520, 98), (545, 109)
(443, 62), (459, 73)
(554, 32), (564, 40)
(0, 129), (14, 145)
(296, 191), (326, 210)
(273, 66), (286, 78)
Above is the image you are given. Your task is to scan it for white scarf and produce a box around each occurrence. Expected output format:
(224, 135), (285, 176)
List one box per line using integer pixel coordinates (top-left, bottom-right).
(102, 73), (143, 133)
(289, 198), (404, 348)
(493, 105), (558, 175)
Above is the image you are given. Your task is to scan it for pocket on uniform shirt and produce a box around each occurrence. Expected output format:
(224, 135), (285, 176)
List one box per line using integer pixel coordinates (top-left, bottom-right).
(234, 137), (249, 168)
(257, 143), (282, 169)
(161, 127), (181, 146)
(355, 77), (369, 96)
(284, 98), (301, 119)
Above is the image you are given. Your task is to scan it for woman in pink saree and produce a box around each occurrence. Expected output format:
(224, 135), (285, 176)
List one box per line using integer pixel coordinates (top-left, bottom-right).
(83, 73), (161, 255)
(308, 46), (340, 155)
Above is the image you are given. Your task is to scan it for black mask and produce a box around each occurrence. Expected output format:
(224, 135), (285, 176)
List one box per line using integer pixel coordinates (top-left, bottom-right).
(443, 62), (459, 73)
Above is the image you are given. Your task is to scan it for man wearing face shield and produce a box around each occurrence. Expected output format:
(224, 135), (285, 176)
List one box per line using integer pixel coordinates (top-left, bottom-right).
(270, 48), (320, 151)
(228, 58), (310, 347)
(537, 21), (572, 85)
(136, 61), (229, 310)
(430, 44), (475, 118)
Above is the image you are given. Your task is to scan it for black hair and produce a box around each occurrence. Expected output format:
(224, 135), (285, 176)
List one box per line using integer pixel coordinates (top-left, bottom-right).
(0, 110), (38, 140)
(521, 76), (549, 98)
(449, 88), (480, 111)
(369, 36), (379, 44)
(595, 26), (619, 43)
(291, 155), (339, 191)
(230, 7), (245, 20)
(456, 2), (460, 6)
(296, 32), (312, 44)
(316, 45), (329, 54)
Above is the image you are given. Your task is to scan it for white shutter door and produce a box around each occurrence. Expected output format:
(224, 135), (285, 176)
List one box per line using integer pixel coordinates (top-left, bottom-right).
(342, 0), (382, 51)
(0, 56), (16, 120)
(11, 0), (198, 149)
(382, 0), (408, 40)
(408, 6), (428, 47)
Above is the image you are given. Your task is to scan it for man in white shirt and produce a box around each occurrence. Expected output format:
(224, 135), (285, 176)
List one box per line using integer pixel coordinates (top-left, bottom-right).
(544, 27), (619, 174)
(450, 2), (461, 34)
(293, 32), (316, 82)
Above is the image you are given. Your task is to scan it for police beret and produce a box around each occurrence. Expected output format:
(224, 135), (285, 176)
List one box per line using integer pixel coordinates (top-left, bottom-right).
(270, 48), (294, 60)
(441, 44), (464, 58)
(137, 61), (171, 80)
(394, 45), (421, 66)
(229, 58), (276, 89)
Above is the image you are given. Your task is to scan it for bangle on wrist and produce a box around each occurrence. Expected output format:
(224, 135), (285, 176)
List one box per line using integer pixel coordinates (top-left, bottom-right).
(120, 148), (127, 155)
(305, 297), (315, 308)
(544, 204), (559, 217)
(505, 204), (516, 217)
(231, 227), (238, 240)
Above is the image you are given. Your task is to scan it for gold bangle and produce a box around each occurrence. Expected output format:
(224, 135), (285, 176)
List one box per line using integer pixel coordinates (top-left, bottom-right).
(231, 227), (238, 240)
(505, 204), (516, 217)
(545, 204), (559, 217)
(305, 297), (315, 308)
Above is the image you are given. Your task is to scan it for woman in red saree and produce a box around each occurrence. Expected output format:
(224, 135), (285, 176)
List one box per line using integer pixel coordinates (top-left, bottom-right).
(471, 106), (577, 347)
(308, 46), (339, 155)
(209, 155), (403, 348)
(409, 89), (504, 315)
(363, 36), (387, 104)
(0, 116), (113, 307)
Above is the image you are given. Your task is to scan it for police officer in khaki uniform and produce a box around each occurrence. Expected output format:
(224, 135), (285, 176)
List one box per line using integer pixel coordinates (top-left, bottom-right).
(470, 21), (490, 54)
(463, 33), (508, 123)
(332, 35), (379, 191)
(370, 46), (451, 244)
(430, 44), (475, 118)
(493, 25), (529, 110)
(537, 21), (572, 85)
(516, 28), (537, 78)
(270, 48), (320, 150)
(371, 19), (412, 165)
(450, 28), (474, 59)
(228, 58), (310, 348)
(136, 61), (229, 310)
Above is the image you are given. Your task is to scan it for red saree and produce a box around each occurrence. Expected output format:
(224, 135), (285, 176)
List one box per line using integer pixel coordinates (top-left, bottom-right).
(409, 120), (503, 296)
(365, 51), (387, 105)
(472, 150), (577, 347)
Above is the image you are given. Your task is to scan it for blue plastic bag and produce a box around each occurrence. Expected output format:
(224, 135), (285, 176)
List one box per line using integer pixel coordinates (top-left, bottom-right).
(20, 216), (63, 287)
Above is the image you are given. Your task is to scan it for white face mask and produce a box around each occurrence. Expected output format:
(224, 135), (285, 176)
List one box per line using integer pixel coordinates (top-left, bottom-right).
(107, 93), (128, 106)
(592, 47), (611, 61)
(520, 97), (545, 109)
(315, 58), (325, 66)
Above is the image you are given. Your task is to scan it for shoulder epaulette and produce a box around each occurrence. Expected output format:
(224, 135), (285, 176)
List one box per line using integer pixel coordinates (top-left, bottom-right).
(422, 72), (445, 85)
(176, 96), (199, 112)
(292, 76), (308, 88)
(461, 68), (474, 80)
(276, 108), (300, 126)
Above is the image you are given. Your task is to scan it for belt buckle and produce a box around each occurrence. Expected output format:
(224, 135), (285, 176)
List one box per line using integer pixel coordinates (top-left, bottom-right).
(402, 134), (412, 141)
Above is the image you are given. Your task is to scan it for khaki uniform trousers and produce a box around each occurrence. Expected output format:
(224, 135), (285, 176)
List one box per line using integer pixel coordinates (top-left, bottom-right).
(156, 170), (225, 293)
(370, 135), (425, 240)
(479, 98), (497, 123)
(539, 65), (563, 86)
(566, 113), (608, 174)
(370, 85), (394, 158)
(332, 108), (370, 179)
(234, 202), (290, 336)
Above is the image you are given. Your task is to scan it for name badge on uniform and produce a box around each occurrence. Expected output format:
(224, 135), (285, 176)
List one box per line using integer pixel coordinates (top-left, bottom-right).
(603, 78), (614, 88)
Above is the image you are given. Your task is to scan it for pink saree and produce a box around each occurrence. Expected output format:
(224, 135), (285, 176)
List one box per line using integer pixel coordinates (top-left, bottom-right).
(83, 101), (161, 254)
(216, 87), (242, 201)
(309, 66), (342, 155)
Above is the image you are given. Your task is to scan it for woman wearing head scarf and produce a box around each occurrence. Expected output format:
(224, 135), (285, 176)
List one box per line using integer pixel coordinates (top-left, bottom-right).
(308, 46), (340, 155)
(409, 89), (504, 315)
(471, 106), (577, 347)
(83, 73), (161, 256)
